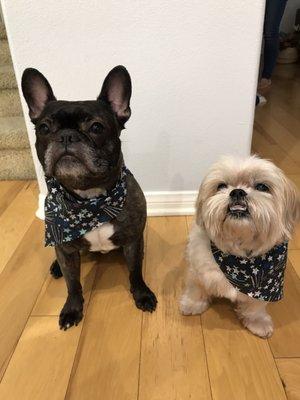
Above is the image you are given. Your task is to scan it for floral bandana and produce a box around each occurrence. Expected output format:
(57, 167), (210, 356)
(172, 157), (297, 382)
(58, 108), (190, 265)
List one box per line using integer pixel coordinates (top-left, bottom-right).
(44, 166), (131, 246)
(211, 241), (288, 302)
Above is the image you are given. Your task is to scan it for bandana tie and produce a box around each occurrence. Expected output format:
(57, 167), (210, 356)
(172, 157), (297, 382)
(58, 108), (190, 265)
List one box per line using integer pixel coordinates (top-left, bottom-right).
(211, 242), (288, 302)
(44, 166), (131, 246)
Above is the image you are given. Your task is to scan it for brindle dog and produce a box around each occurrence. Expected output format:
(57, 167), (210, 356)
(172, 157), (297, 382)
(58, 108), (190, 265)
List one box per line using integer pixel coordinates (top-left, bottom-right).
(22, 66), (157, 330)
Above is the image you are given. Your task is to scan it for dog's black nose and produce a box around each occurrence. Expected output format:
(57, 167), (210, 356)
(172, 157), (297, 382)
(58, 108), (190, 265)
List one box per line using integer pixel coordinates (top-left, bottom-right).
(58, 130), (81, 146)
(230, 188), (247, 200)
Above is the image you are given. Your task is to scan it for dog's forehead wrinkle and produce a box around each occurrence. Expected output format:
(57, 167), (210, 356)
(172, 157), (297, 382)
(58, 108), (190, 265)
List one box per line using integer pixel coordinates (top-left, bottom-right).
(41, 100), (112, 124)
(52, 108), (95, 123)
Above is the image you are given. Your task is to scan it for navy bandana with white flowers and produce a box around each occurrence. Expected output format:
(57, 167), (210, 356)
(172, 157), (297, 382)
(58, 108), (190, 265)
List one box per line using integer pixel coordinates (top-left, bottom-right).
(211, 242), (288, 302)
(44, 166), (131, 246)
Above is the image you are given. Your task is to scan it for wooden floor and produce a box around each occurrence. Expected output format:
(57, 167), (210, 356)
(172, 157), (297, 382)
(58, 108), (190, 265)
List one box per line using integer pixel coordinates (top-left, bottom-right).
(0, 64), (300, 400)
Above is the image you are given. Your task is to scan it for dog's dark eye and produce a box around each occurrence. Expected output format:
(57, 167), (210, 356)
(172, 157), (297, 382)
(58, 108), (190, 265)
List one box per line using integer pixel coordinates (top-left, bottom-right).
(217, 183), (228, 191)
(255, 183), (270, 192)
(90, 122), (104, 134)
(38, 123), (50, 134)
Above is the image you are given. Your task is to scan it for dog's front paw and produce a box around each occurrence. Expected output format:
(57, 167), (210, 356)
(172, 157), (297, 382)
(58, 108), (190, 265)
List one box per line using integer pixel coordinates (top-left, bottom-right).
(50, 260), (63, 279)
(243, 316), (274, 338)
(206, 270), (237, 302)
(59, 295), (84, 330)
(180, 294), (209, 315)
(131, 285), (157, 312)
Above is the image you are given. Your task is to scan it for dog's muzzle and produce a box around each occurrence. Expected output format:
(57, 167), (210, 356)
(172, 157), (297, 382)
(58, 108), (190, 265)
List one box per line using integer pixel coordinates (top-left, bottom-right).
(228, 188), (249, 218)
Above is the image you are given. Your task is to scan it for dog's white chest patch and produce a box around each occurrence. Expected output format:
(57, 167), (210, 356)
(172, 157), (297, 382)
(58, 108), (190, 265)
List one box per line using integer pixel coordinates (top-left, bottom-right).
(84, 223), (118, 253)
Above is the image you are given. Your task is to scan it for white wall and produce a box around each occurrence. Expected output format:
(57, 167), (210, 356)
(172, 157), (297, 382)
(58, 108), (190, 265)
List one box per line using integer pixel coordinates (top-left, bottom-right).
(281, 0), (300, 33)
(1, 1), (264, 200)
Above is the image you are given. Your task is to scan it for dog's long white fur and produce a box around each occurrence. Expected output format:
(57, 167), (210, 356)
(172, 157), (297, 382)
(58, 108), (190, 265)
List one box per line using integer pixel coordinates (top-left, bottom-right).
(180, 155), (300, 338)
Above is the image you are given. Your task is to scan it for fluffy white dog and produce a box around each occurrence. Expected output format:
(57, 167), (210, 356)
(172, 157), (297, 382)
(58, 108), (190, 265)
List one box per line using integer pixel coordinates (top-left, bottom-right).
(180, 156), (300, 338)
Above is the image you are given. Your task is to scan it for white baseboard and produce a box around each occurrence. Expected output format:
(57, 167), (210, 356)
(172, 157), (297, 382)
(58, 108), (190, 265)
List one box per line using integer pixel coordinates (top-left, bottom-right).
(36, 193), (46, 220)
(36, 190), (197, 220)
(145, 191), (197, 216)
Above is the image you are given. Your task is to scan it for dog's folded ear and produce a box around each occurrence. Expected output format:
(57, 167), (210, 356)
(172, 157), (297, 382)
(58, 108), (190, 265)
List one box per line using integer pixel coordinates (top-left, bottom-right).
(21, 68), (56, 121)
(98, 65), (132, 128)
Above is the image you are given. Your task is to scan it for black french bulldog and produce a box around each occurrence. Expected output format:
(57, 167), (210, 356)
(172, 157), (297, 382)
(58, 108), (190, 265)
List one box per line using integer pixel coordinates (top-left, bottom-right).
(21, 66), (157, 330)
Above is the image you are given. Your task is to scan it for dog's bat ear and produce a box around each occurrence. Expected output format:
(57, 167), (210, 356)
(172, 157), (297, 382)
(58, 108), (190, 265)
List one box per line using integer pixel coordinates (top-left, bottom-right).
(98, 65), (132, 128)
(21, 68), (56, 121)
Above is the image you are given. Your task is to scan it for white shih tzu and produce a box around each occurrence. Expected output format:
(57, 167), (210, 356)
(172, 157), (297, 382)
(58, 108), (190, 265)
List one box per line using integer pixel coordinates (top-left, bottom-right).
(180, 155), (300, 338)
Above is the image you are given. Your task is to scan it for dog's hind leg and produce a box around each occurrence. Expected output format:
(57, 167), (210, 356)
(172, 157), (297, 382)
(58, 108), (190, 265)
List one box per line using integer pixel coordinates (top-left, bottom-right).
(50, 259), (63, 279)
(180, 271), (210, 315)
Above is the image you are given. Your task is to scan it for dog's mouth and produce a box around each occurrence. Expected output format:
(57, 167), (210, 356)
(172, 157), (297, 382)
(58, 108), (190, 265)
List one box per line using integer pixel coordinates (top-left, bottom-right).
(227, 202), (249, 218)
(57, 153), (80, 162)
(54, 152), (109, 174)
(55, 153), (84, 167)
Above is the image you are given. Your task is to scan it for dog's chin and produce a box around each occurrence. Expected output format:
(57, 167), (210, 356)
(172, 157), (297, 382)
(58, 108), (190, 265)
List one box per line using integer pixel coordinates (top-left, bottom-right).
(220, 205), (255, 240)
(203, 200), (262, 256)
(52, 156), (89, 188)
(54, 155), (90, 176)
(205, 204), (281, 257)
(50, 155), (104, 191)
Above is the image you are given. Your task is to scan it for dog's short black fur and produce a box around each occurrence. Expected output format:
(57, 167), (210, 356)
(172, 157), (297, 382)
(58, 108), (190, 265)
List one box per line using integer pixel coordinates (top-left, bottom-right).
(22, 66), (157, 330)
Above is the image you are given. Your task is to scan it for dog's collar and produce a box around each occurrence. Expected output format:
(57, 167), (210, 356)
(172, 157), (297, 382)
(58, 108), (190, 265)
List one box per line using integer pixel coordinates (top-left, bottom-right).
(44, 166), (131, 246)
(211, 241), (288, 302)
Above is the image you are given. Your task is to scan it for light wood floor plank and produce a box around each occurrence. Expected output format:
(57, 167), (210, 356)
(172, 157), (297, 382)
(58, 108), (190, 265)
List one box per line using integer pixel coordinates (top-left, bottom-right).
(288, 250), (300, 281)
(276, 358), (300, 400)
(0, 180), (25, 216)
(0, 181), (38, 274)
(202, 301), (286, 400)
(289, 226), (300, 250)
(0, 219), (53, 379)
(252, 129), (300, 174)
(266, 100), (300, 140)
(0, 317), (82, 400)
(255, 112), (300, 166)
(253, 121), (277, 145)
(32, 253), (97, 316)
(271, 75), (300, 106)
(268, 263), (300, 358)
(66, 250), (142, 400)
(276, 79), (300, 108)
(139, 216), (211, 400)
(269, 93), (300, 127)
